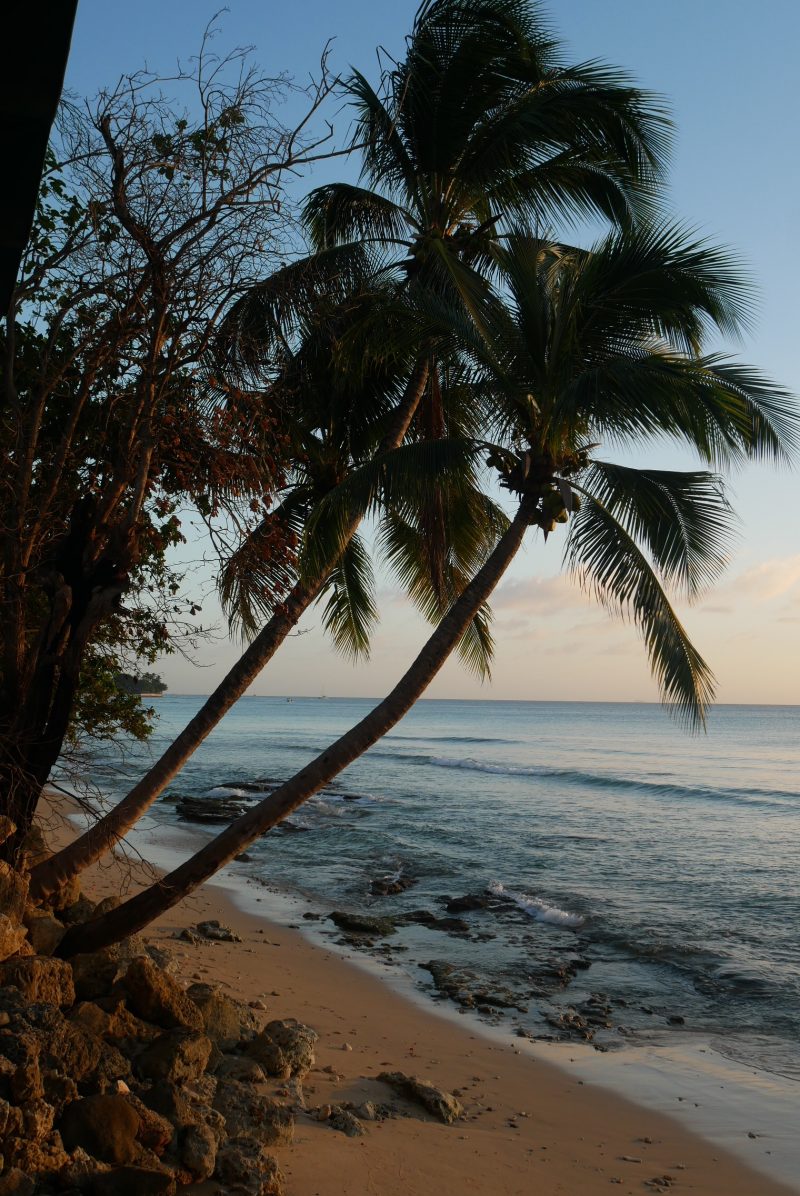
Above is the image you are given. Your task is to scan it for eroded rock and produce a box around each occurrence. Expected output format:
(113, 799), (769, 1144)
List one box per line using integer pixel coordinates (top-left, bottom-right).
(215, 1137), (284, 1195)
(186, 981), (258, 1050)
(213, 1080), (294, 1147)
(244, 1018), (317, 1079)
(377, 1071), (463, 1124)
(122, 957), (204, 1031)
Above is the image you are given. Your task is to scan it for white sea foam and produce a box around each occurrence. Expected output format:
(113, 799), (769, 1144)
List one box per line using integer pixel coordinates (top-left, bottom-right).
(488, 881), (585, 927)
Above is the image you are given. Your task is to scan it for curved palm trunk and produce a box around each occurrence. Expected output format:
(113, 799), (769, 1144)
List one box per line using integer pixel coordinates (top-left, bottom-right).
(30, 357), (430, 903)
(58, 499), (532, 956)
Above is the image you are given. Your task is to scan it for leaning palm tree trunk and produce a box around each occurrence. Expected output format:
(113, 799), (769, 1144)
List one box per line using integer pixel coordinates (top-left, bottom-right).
(31, 359), (430, 904)
(57, 499), (533, 956)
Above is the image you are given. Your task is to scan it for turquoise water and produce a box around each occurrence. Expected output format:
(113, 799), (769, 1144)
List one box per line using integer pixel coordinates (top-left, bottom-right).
(85, 697), (800, 1080)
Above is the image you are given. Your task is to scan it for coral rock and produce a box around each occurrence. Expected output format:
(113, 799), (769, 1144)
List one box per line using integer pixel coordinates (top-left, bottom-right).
(212, 1079), (294, 1147)
(122, 957), (204, 1031)
(136, 1028), (212, 1085)
(244, 1018), (317, 1079)
(0, 955), (75, 1007)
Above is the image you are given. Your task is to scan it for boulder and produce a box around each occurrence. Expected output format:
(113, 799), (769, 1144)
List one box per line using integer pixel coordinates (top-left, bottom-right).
(0, 862), (28, 923)
(17, 824), (49, 872)
(215, 1054), (267, 1084)
(329, 1107), (365, 1137)
(179, 1121), (217, 1181)
(244, 1018), (317, 1080)
(68, 1000), (157, 1047)
(70, 948), (121, 1001)
(0, 956), (75, 1006)
(58, 1093), (141, 1164)
(195, 919), (242, 942)
(125, 1093), (175, 1154)
(212, 1080), (294, 1147)
(0, 1168), (35, 1196)
(136, 1029), (212, 1085)
(23, 909), (65, 955)
(186, 981), (258, 1050)
(58, 891), (95, 922)
(215, 1137), (284, 1196)
(0, 816), (15, 845)
(444, 892), (492, 913)
(329, 910), (395, 937)
(377, 1071), (463, 1124)
(0, 914), (27, 962)
(122, 956), (204, 1031)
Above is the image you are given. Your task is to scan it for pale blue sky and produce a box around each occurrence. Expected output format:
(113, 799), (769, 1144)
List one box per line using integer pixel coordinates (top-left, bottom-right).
(65, 1), (800, 703)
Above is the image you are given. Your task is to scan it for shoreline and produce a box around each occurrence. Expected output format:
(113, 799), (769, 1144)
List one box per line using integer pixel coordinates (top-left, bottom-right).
(63, 801), (799, 1194)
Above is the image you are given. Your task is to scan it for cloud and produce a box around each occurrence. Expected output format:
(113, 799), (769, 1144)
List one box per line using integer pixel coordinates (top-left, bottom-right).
(720, 555), (800, 603)
(492, 574), (591, 618)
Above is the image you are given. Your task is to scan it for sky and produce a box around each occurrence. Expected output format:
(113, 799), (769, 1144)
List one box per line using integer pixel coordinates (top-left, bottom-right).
(64, 0), (800, 705)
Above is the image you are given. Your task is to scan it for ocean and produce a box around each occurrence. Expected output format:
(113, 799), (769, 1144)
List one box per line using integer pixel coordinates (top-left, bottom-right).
(80, 696), (800, 1086)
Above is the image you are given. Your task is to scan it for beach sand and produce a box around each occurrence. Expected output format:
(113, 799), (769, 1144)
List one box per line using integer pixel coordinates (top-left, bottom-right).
(67, 824), (795, 1196)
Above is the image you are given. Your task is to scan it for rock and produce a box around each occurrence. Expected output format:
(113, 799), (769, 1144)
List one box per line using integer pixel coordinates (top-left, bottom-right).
(59, 1144), (111, 1188)
(396, 909), (469, 933)
(215, 1054), (267, 1084)
(186, 981), (258, 1050)
(86, 1167), (176, 1196)
(377, 1072), (463, 1124)
(176, 795), (250, 823)
(23, 909), (65, 955)
(212, 1079), (294, 1146)
(145, 944), (179, 975)
(0, 861), (29, 923)
(0, 1168), (35, 1195)
(0, 914), (27, 962)
(354, 1101), (378, 1121)
(369, 872), (415, 897)
(244, 1018), (317, 1079)
(215, 1137), (284, 1195)
(329, 1107), (365, 1137)
(178, 928), (201, 945)
(137, 1029), (212, 1085)
(69, 999), (157, 1048)
(444, 893), (492, 913)
(58, 1093), (141, 1164)
(329, 910), (395, 937)
(122, 956), (204, 1030)
(17, 824), (50, 872)
(194, 919), (242, 942)
(20, 1096), (55, 1141)
(179, 1121), (217, 1180)
(0, 955), (75, 1006)
(0, 816), (15, 845)
(125, 1093), (174, 1154)
(69, 948), (121, 1001)
(59, 891), (96, 923)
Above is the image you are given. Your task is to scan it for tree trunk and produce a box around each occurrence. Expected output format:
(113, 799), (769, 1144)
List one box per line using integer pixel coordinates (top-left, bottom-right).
(57, 498), (531, 957)
(31, 357), (430, 902)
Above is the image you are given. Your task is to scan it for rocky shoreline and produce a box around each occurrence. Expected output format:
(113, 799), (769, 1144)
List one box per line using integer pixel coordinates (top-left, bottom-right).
(0, 817), (463, 1196)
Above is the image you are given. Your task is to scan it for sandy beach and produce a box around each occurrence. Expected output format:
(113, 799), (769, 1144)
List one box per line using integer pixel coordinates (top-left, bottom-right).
(65, 808), (796, 1196)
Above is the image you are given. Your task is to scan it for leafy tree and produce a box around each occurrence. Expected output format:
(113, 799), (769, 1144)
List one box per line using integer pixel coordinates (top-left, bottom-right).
(0, 31), (341, 857)
(60, 222), (796, 954)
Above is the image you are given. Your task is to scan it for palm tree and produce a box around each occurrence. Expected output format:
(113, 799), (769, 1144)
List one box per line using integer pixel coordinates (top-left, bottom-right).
(31, 0), (666, 900)
(59, 221), (796, 956)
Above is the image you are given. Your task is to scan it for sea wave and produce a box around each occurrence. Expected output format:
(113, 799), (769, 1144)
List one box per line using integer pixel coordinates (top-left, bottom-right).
(488, 881), (585, 927)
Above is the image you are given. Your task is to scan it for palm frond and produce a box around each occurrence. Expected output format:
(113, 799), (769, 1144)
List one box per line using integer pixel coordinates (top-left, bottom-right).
(564, 491), (715, 727)
(576, 463), (735, 599)
(319, 533), (378, 660)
